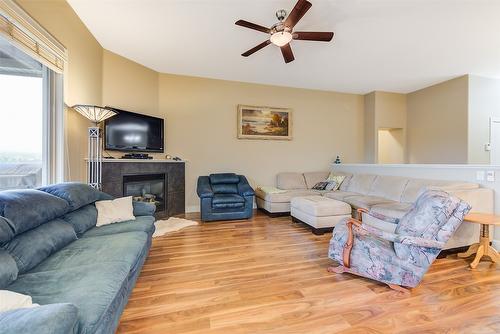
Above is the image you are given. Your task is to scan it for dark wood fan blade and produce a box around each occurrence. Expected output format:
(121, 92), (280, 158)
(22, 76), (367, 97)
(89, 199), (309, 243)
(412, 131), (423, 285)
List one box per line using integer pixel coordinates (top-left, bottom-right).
(284, 0), (312, 29)
(242, 40), (271, 57)
(293, 31), (334, 42)
(235, 20), (270, 33)
(280, 43), (295, 63)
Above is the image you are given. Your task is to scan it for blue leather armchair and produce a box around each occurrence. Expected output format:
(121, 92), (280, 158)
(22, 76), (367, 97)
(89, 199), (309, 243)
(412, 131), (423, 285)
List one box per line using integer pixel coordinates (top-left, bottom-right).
(197, 173), (255, 221)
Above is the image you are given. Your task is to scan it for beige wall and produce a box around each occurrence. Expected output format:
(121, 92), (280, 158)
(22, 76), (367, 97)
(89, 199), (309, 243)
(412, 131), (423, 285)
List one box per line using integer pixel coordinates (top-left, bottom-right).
(102, 50), (159, 115)
(468, 75), (500, 164)
(159, 74), (365, 210)
(364, 92), (376, 163)
(17, 0), (103, 182)
(407, 75), (469, 164)
(364, 91), (407, 163)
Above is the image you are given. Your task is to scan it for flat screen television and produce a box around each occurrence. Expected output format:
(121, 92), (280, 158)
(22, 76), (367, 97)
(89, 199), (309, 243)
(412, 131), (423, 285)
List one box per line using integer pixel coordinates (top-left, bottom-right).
(104, 108), (164, 153)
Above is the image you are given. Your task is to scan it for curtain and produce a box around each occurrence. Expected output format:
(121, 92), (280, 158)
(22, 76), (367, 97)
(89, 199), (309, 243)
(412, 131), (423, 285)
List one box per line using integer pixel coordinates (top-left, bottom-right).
(0, 0), (67, 73)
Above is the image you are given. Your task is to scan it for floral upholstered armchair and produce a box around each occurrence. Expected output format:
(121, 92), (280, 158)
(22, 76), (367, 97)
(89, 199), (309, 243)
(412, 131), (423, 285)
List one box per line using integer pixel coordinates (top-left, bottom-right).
(328, 190), (471, 292)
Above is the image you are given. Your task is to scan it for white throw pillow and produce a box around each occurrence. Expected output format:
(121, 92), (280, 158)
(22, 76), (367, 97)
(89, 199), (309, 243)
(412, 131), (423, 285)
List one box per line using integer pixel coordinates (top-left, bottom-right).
(95, 196), (135, 227)
(0, 290), (39, 312)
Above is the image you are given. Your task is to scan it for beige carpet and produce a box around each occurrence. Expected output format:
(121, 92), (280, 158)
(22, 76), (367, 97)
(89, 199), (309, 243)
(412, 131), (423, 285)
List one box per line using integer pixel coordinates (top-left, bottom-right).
(153, 217), (199, 238)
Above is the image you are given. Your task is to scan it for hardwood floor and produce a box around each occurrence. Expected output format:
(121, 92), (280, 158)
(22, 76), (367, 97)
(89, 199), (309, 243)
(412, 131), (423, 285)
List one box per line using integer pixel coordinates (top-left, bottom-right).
(117, 211), (500, 334)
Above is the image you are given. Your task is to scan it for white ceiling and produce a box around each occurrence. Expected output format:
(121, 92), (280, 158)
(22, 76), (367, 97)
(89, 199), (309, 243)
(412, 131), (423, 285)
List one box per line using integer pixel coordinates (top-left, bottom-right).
(67, 0), (500, 94)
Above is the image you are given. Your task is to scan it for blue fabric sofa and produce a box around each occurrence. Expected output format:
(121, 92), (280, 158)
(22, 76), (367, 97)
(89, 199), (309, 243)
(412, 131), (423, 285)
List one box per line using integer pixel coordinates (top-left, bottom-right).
(0, 183), (156, 334)
(197, 173), (254, 221)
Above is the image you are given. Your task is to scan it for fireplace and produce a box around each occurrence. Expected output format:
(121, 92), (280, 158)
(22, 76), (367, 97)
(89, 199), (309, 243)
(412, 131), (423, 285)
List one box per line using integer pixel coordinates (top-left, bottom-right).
(123, 173), (166, 212)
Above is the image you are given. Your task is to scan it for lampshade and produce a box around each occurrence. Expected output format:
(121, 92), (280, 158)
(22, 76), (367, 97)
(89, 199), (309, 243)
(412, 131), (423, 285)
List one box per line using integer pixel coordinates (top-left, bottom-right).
(72, 105), (117, 124)
(270, 31), (293, 47)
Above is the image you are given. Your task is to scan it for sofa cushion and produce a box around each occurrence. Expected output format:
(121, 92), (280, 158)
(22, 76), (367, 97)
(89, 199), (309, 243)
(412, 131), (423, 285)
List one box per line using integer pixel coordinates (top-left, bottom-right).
(0, 303), (79, 334)
(3, 219), (77, 274)
(323, 191), (359, 201)
(38, 182), (104, 211)
(29, 231), (149, 274)
(209, 173), (239, 184)
(368, 175), (409, 202)
(8, 230), (150, 334)
(9, 262), (132, 334)
(303, 171), (329, 189)
(0, 216), (14, 244)
(82, 216), (155, 238)
(0, 250), (18, 289)
(401, 179), (479, 203)
(212, 194), (245, 208)
(291, 196), (351, 217)
(343, 195), (393, 210)
(0, 189), (69, 236)
(255, 189), (316, 203)
(346, 174), (377, 194)
(61, 204), (97, 237)
(277, 172), (307, 190)
(370, 202), (413, 220)
(212, 183), (238, 194)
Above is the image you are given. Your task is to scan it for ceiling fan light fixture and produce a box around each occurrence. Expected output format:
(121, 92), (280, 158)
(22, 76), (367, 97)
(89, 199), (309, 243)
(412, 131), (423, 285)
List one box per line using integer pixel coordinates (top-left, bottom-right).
(270, 31), (293, 47)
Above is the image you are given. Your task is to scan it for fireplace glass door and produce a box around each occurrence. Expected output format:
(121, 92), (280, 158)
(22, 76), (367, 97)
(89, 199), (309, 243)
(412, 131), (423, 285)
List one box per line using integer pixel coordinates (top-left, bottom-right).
(123, 173), (166, 212)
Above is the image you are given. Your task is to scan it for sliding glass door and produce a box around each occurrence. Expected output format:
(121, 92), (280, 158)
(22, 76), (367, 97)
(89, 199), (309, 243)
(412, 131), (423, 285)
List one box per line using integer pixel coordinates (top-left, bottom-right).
(0, 35), (57, 190)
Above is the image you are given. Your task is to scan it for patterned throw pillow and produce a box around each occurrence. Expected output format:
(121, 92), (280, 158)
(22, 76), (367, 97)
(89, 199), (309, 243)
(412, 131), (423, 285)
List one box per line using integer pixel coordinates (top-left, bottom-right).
(312, 182), (328, 190)
(324, 181), (339, 191)
(326, 173), (346, 191)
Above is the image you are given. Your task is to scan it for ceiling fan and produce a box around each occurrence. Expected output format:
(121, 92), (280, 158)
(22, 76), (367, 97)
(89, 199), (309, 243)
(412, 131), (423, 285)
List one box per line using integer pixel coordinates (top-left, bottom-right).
(235, 0), (334, 64)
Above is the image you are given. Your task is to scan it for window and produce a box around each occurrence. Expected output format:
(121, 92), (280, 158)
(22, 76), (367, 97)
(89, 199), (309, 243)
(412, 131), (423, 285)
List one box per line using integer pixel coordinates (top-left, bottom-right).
(0, 0), (66, 190)
(0, 36), (44, 190)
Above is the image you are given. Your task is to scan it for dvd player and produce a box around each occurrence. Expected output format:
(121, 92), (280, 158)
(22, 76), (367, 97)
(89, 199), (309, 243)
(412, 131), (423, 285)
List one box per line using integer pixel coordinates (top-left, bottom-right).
(121, 153), (153, 159)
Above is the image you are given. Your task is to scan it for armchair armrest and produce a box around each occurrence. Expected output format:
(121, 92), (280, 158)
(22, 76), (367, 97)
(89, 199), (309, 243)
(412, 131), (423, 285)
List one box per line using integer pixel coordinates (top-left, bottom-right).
(197, 176), (214, 198)
(353, 223), (445, 249)
(237, 176), (255, 197)
(133, 201), (156, 216)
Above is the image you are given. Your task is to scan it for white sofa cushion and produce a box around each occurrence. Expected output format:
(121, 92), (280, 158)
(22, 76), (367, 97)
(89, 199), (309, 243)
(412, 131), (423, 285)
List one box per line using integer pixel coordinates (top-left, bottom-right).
(303, 171), (329, 189)
(401, 179), (479, 203)
(291, 196), (351, 217)
(343, 195), (393, 209)
(368, 175), (409, 202)
(323, 191), (359, 201)
(277, 172), (307, 190)
(346, 174), (377, 194)
(370, 202), (413, 219)
(255, 188), (316, 203)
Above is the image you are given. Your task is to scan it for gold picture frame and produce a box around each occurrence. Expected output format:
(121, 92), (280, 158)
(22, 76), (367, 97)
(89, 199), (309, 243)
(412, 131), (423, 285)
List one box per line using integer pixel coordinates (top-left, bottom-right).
(237, 105), (293, 140)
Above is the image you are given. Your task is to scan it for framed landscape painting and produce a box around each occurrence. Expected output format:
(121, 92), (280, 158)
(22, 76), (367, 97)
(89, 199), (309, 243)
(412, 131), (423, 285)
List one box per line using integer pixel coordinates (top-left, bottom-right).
(237, 105), (292, 140)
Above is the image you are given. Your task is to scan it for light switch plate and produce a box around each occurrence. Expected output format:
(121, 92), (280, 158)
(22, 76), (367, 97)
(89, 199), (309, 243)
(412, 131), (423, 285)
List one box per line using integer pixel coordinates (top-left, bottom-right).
(476, 171), (485, 181)
(487, 170), (495, 182)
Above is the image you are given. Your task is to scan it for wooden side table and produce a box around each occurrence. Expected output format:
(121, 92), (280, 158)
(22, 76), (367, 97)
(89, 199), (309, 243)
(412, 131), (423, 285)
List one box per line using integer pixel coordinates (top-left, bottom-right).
(458, 213), (500, 268)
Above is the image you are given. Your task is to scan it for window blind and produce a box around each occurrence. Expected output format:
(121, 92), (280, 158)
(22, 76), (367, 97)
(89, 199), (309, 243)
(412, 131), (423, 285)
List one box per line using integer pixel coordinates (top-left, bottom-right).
(0, 0), (67, 73)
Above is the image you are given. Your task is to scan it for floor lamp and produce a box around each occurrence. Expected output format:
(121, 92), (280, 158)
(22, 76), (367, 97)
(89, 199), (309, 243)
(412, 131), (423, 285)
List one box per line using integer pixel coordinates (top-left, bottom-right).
(72, 105), (117, 189)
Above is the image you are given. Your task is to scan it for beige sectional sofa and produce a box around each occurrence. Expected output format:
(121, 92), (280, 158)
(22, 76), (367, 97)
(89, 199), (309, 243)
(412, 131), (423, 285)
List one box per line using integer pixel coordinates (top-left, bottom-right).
(256, 171), (494, 249)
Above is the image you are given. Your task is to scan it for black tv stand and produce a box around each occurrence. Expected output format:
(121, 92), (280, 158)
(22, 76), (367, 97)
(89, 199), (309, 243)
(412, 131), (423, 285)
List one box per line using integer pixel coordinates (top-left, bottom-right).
(121, 153), (153, 160)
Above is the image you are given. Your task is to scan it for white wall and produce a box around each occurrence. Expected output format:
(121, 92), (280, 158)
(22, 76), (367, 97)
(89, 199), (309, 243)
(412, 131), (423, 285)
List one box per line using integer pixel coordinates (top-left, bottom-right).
(468, 75), (500, 164)
(331, 163), (500, 249)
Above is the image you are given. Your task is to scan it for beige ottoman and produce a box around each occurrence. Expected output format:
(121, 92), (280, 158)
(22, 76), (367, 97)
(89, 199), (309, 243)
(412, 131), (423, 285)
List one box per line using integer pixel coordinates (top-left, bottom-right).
(291, 196), (351, 235)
